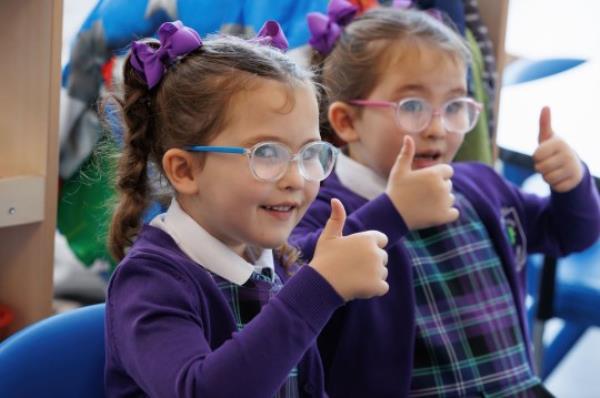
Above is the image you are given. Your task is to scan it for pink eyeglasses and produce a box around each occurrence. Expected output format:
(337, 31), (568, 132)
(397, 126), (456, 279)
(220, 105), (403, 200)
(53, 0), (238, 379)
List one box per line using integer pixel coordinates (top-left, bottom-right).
(349, 97), (483, 135)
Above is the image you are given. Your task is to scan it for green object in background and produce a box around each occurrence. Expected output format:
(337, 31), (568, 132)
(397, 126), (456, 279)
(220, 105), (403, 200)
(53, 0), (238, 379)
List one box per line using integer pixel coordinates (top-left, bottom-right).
(57, 137), (117, 273)
(454, 28), (493, 165)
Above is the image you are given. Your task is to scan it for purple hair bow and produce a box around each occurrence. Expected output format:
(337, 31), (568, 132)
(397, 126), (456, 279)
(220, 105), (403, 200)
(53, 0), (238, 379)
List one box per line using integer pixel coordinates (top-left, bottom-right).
(252, 20), (289, 52)
(131, 21), (203, 89)
(307, 0), (358, 55)
(131, 20), (289, 89)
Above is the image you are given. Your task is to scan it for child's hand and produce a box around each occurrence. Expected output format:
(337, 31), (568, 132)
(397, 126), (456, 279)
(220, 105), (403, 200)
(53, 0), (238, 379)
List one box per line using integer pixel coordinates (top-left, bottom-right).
(386, 136), (459, 230)
(310, 198), (389, 301)
(533, 107), (583, 193)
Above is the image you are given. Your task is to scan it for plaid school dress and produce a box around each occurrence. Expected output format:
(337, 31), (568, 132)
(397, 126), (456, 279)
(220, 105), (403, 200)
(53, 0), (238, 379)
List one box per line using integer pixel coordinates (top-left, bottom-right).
(213, 268), (300, 398)
(404, 193), (550, 398)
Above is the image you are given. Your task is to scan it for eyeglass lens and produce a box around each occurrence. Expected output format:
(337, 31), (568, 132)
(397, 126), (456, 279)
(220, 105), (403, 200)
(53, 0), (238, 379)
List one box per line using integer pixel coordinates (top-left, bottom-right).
(397, 99), (479, 134)
(250, 142), (336, 182)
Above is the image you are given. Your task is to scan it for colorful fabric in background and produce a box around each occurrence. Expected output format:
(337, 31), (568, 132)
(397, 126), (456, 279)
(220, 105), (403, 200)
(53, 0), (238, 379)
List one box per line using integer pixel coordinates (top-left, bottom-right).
(58, 0), (497, 276)
(454, 28), (493, 165)
(57, 136), (118, 272)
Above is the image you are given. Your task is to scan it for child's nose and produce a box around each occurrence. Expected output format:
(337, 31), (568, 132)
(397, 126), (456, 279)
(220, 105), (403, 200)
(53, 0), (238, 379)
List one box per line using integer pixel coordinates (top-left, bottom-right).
(421, 113), (446, 139)
(277, 160), (305, 190)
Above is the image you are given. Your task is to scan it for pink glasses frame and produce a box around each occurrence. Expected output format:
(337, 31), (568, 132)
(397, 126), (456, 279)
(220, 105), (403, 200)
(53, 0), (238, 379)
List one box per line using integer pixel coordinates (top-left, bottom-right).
(349, 97), (483, 134)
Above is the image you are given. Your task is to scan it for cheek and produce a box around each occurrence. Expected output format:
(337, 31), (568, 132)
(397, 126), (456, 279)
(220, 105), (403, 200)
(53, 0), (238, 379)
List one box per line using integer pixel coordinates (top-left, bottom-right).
(446, 134), (465, 159)
(226, 177), (270, 208)
(299, 182), (320, 215)
(367, 120), (404, 162)
(305, 181), (320, 203)
(249, 183), (276, 204)
(377, 135), (405, 172)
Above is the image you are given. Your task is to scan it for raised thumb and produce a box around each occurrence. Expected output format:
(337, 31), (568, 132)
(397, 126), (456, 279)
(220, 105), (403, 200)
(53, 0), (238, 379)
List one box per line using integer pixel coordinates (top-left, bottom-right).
(319, 198), (346, 240)
(538, 106), (554, 144)
(392, 135), (415, 176)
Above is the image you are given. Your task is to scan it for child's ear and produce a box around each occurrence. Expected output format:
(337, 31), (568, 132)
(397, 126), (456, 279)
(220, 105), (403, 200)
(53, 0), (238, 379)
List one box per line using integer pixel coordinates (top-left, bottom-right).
(162, 149), (201, 195)
(328, 101), (361, 143)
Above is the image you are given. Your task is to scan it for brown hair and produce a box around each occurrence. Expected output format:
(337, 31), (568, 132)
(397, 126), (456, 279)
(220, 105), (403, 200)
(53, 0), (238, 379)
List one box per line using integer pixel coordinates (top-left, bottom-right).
(108, 34), (312, 268)
(311, 7), (472, 143)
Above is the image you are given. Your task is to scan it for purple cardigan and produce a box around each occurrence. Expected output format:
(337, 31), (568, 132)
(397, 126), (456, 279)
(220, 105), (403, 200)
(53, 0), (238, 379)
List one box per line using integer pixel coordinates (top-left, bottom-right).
(105, 226), (343, 397)
(291, 162), (600, 398)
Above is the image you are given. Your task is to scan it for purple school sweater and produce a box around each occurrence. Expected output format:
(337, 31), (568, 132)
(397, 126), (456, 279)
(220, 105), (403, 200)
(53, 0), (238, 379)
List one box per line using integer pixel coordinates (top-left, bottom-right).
(105, 226), (343, 398)
(291, 162), (600, 398)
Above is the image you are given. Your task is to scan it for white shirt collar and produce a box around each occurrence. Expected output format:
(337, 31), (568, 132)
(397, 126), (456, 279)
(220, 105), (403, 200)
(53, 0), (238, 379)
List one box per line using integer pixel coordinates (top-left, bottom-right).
(335, 151), (387, 200)
(150, 199), (274, 286)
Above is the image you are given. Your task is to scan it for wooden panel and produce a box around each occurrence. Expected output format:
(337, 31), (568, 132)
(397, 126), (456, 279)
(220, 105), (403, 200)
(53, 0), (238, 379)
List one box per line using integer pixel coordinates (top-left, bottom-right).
(0, 0), (62, 335)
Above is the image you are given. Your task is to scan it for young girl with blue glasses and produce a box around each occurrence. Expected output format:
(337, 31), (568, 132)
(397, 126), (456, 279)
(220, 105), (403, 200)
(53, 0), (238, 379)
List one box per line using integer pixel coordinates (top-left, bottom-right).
(105, 20), (389, 397)
(292, 2), (600, 397)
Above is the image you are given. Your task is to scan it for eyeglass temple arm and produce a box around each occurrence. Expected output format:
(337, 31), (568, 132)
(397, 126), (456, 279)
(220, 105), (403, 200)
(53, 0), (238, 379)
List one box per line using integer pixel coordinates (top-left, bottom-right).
(472, 100), (484, 111)
(183, 146), (247, 154)
(349, 100), (396, 108)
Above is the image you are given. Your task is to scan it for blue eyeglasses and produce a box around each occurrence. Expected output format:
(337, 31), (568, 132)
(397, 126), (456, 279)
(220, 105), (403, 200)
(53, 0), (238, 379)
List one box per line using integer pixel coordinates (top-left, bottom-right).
(184, 141), (339, 182)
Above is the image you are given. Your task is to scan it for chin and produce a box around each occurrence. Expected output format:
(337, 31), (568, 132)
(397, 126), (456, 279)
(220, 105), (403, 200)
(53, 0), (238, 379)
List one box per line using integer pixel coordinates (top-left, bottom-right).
(253, 234), (289, 250)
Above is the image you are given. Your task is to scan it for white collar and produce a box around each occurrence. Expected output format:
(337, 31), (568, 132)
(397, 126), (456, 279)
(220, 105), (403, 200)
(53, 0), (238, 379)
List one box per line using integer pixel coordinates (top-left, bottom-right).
(335, 151), (387, 200)
(150, 199), (274, 286)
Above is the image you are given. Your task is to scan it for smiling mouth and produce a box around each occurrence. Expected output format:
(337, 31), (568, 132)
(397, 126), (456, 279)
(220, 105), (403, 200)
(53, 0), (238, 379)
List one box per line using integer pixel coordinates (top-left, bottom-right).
(260, 204), (297, 212)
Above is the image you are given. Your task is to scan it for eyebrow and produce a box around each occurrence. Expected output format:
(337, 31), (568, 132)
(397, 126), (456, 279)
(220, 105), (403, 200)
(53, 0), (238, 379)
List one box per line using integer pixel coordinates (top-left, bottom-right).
(392, 84), (425, 95)
(446, 88), (468, 97)
(391, 85), (467, 99)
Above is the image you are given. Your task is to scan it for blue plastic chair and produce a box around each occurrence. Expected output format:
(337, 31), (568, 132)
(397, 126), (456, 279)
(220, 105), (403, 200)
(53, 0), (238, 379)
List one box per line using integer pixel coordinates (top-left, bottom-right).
(503, 57), (586, 86)
(527, 241), (600, 379)
(0, 303), (105, 398)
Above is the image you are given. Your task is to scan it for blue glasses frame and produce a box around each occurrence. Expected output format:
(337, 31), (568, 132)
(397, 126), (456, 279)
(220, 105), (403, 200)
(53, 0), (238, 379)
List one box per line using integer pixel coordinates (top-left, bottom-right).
(184, 140), (339, 182)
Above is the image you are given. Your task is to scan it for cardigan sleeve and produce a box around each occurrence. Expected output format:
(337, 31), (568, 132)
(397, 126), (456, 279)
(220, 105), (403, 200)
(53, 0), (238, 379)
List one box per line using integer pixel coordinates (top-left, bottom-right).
(106, 253), (342, 398)
(520, 164), (600, 255)
(455, 162), (600, 257)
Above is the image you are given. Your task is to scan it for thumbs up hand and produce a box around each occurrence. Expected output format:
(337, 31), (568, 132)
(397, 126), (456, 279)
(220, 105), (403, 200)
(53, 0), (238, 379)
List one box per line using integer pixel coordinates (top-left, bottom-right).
(310, 198), (389, 301)
(386, 136), (459, 230)
(533, 106), (583, 193)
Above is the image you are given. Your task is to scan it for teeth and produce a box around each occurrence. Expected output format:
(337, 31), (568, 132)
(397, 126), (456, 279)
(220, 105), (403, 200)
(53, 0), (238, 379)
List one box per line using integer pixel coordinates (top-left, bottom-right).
(265, 205), (292, 211)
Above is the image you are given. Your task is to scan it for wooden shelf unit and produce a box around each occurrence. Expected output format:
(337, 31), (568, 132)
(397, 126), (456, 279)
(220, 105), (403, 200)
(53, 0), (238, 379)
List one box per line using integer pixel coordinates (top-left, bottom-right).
(0, 0), (63, 335)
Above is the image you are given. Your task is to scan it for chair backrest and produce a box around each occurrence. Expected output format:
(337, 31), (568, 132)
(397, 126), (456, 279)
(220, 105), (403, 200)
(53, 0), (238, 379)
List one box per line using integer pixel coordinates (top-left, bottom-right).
(503, 58), (586, 86)
(0, 303), (105, 398)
